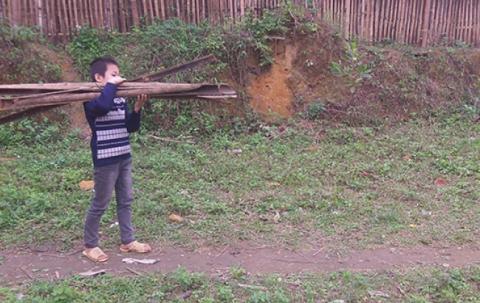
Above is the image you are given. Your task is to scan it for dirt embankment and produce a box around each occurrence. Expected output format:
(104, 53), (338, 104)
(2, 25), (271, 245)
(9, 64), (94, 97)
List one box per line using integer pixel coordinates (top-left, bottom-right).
(28, 45), (90, 136)
(245, 22), (480, 124)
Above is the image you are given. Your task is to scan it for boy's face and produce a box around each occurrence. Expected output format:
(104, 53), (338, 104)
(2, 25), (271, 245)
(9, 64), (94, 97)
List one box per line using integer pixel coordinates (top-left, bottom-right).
(95, 63), (120, 85)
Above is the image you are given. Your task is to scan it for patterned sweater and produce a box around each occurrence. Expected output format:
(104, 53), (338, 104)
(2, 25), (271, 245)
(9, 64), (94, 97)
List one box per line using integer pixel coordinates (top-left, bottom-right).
(83, 83), (141, 167)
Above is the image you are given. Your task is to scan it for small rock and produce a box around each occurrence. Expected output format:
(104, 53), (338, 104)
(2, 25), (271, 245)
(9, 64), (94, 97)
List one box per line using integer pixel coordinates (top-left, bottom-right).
(329, 300), (345, 303)
(442, 263), (450, 268)
(434, 177), (448, 187)
(368, 290), (390, 298)
(79, 180), (94, 191)
(168, 213), (184, 223)
(228, 148), (243, 155)
(421, 210), (432, 217)
(273, 211), (281, 223)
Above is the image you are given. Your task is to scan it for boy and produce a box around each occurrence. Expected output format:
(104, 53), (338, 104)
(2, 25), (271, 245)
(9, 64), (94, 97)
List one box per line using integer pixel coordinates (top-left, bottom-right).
(82, 57), (151, 262)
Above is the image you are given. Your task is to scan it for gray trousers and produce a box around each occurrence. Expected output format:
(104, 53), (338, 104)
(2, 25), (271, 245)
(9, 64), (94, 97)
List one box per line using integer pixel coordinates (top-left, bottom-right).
(84, 158), (135, 248)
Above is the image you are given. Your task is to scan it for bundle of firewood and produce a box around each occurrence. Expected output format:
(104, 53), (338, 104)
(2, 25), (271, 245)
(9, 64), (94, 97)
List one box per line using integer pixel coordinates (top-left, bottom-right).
(0, 55), (237, 124)
(0, 82), (237, 110)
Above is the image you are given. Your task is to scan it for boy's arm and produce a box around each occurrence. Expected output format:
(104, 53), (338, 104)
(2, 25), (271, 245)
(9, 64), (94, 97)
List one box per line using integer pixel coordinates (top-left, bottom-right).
(126, 108), (141, 133)
(126, 94), (148, 133)
(84, 83), (118, 116)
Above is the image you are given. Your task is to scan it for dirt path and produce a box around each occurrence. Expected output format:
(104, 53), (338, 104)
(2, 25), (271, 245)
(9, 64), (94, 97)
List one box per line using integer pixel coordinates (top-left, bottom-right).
(1, 244), (479, 286)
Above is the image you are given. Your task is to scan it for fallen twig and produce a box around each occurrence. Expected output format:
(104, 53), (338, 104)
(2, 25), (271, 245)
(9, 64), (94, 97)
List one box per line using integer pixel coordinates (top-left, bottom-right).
(125, 267), (144, 276)
(312, 248), (324, 256)
(66, 248), (84, 256)
(78, 269), (106, 277)
(215, 246), (229, 258)
(38, 253), (66, 258)
(272, 258), (316, 264)
(20, 267), (34, 280)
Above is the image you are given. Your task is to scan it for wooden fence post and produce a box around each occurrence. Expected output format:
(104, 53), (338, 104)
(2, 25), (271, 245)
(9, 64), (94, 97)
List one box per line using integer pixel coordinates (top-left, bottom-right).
(423, 0), (432, 47)
(0, 0), (4, 20)
(421, 0), (431, 46)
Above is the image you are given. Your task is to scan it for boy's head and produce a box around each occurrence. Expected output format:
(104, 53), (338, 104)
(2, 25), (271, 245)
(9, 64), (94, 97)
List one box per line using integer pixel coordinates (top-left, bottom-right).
(90, 57), (120, 84)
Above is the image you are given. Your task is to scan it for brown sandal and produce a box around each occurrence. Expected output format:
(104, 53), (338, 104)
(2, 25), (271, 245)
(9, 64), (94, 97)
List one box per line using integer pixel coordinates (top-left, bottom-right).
(119, 241), (152, 253)
(82, 247), (109, 263)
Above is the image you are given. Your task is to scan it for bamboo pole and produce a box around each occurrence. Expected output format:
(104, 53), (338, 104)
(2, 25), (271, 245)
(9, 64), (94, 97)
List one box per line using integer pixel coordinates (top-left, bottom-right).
(386, 0), (392, 40)
(393, 0), (401, 41)
(219, 0), (223, 22)
(446, 0), (453, 43)
(460, 0), (465, 42)
(436, 0), (444, 44)
(153, 0), (160, 19)
(360, 0), (365, 40)
(388, 0), (394, 41)
(32, 0), (38, 27)
(368, 0), (373, 41)
(119, 0), (126, 31)
(77, 0), (83, 26)
(0, 0), (4, 20)
(140, 0), (147, 22)
(130, 0), (139, 26)
(383, 0), (388, 40)
(344, 0), (350, 40)
(62, 0), (70, 38)
(475, 0), (480, 46)
(457, 0), (463, 42)
(93, 0), (99, 28)
(467, 0), (472, 44)
(422, 0), (432, 47)
(56, 0), (65, 39)
(443, 0), (449, 42)
(463, 0), (467, 42)
(455, 0), (461, 42)
(38, 0), (45, 34)
(413, 0), (421, 44)
(148, 0), (155, 21)
(66, 0), (75, 36)
(398, 0), (405, 43)
(22, 0), (28, 26)
(406, 0), (412, 43)
(159, 0), (165, 19)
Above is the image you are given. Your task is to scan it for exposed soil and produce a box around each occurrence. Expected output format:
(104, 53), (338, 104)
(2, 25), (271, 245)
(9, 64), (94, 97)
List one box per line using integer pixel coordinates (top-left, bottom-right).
(1, 243), (479, 286)
(248, 43), (297, 121)
(35, 45), (90, 138)
(245, 23), (480, 124)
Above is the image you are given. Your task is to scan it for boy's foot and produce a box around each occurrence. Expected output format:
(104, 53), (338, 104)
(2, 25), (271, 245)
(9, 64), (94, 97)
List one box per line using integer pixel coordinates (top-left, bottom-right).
(119, 241), (152, 253)
(82, 247), (109, 263)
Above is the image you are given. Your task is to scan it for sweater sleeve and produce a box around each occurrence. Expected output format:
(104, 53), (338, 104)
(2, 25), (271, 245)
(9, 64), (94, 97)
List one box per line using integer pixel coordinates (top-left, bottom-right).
(84, 83), (118, 117)
(126, 108), (141, 133)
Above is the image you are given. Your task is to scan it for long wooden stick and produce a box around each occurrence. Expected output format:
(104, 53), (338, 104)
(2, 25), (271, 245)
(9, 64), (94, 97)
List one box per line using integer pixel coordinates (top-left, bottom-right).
(0, 83), (236, 111)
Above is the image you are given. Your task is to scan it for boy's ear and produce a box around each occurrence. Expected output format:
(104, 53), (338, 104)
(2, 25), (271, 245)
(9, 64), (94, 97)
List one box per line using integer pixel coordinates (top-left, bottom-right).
(94, 73), (104, 83)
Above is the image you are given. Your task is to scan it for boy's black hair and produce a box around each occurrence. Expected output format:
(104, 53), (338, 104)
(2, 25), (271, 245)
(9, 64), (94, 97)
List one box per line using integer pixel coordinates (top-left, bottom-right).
(89, 57), (118, 82)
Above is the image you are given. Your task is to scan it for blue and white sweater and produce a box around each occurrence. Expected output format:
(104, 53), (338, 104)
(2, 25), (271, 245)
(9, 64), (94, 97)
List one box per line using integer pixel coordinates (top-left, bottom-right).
(83, 83), (141, 167)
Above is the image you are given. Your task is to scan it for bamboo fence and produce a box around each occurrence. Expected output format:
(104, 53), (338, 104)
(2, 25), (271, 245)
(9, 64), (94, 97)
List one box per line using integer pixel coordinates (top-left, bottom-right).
(0, 0), (479, 46)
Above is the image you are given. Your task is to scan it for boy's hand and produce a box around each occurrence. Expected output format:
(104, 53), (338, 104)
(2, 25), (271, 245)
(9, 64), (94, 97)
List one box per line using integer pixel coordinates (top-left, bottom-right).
(107, 75), (126, 85)
(134, 94), (148, 113)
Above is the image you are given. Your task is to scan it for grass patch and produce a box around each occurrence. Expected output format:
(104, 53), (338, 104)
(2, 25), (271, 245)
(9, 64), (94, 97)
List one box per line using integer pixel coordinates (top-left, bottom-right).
(0, 113), (478, 250)
(1, 266), (480, 302)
